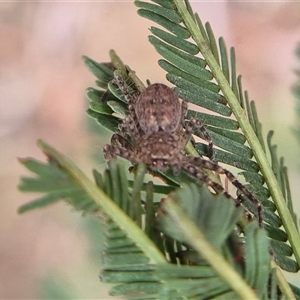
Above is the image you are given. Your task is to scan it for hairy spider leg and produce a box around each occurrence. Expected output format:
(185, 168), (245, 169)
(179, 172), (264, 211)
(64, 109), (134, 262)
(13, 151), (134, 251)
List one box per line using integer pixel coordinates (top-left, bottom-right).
(182, 118), (214, 161)
(181, 163), (240, 204)
(113, 75), (139, 105)
(180, 100), (188, 126)
(113, 75), (140, 126)
(189, 157), (263, 227)
(103, 143), (136, 163)
(119, 115), (140, 142)
(103, 103), (139, 163)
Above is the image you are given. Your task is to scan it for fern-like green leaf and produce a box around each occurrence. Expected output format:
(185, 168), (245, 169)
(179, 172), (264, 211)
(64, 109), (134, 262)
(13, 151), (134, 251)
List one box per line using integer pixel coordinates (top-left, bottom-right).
(134, 0), (300, 274)
(18, 1), (300, 299)
(157, 184), (244, 251)
(18, 157), (98, 213)
(18, 141), (284, 299)
(159, 185), (270, 300)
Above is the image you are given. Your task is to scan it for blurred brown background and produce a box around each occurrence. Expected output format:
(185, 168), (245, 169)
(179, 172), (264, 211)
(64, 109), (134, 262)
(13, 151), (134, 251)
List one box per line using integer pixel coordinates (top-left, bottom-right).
(1, 1), (300, 299)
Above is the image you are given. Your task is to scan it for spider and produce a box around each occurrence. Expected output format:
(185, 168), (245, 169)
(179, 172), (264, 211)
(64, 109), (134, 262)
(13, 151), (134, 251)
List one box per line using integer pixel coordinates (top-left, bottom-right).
(103, 77), (263, 227)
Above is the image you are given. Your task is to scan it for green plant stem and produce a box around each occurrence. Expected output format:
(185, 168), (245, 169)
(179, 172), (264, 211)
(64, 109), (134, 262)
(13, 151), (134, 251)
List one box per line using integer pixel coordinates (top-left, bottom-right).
(109, 49), (146, 92)
(271, 260), (296, 299)
(37, 139), (166, 265)
(162, 197), (259, 300)
(173, 0), (300, 266)
(109, 49), (127, 76)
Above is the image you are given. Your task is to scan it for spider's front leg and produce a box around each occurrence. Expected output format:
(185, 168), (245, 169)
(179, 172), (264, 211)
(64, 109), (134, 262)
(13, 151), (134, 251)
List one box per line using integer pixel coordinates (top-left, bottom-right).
(112, 75), (138, 107)
(112, 75), (139, 104)
(112, 75), (140, 125)
(189, 156), (263, 227)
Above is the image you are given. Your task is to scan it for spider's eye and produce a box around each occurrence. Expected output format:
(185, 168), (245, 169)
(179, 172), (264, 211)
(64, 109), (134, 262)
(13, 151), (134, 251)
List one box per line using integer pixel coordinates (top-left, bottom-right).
(152, 161), (157, 166)
(163, 160), (168, 166)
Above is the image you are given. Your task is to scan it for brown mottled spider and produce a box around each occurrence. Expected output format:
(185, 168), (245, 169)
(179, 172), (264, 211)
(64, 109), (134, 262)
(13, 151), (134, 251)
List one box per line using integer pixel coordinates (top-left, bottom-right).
(103, 77), (263, 227)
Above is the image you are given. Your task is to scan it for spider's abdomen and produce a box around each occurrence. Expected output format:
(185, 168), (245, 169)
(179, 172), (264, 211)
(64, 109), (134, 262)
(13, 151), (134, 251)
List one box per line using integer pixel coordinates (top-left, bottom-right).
(135, 83), (181, 134)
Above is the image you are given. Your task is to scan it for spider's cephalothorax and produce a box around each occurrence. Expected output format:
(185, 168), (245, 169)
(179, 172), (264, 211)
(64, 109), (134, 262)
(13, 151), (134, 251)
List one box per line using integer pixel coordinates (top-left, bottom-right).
(103, 78), (263, 227)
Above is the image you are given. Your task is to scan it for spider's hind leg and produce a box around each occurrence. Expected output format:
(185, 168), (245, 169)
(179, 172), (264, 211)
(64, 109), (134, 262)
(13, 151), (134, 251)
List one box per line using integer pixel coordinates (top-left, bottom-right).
(182, 163), (240, 205)
(189, 157), (263, 227)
